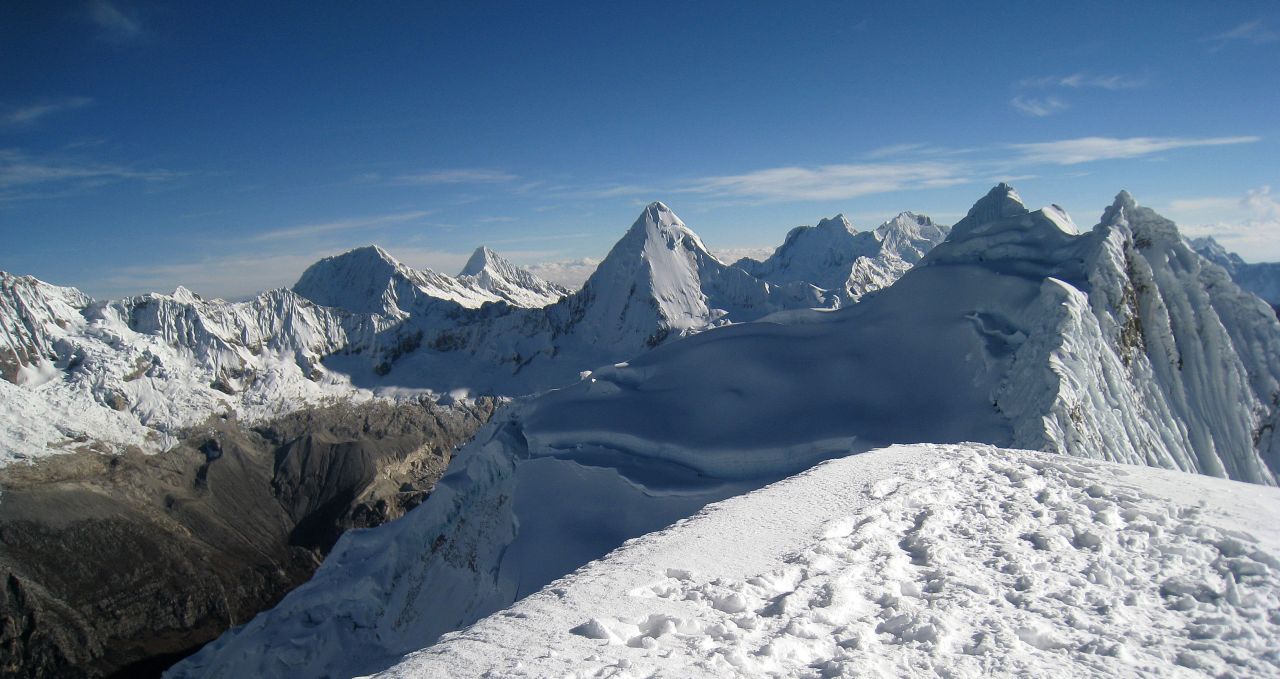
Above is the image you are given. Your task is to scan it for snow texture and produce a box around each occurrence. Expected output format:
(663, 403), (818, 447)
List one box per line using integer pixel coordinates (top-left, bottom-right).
(375, 444), (1280, 679)
(1, 202), (945, 466)
(737, 212), (950, 305)
(172, 185), (1280, 679)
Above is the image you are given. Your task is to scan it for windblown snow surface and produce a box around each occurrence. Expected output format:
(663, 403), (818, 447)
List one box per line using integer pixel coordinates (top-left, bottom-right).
(172, 185), (1280, 679)
(378, 444), (1280, 678)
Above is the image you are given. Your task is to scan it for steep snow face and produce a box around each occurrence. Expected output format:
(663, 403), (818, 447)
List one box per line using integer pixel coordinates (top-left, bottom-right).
(376, 444), (1280, 679)
(1193, 236), (1280, 305)
(168, 186), (1280, 678)
(0, 273), (91, 384)
(572, 201), (773, 347)
(457, 246), (568, 307)
(740, 211), (949, 305)
(0, 281), (386, 464)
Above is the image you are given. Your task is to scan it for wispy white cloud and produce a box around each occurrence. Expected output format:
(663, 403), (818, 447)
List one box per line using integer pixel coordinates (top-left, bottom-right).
(679, 134), (1260, 204)
(1010, 72), (1147, 117)
(88, 1), (142, 41)
(394, 168), (518, 185)
(0, 148), (181, 201)
(682, 161), (968, 203)
(249, 210), (432, 242)
(1202, 20), (1279, 50)
(2, 98), (94, 126)
(1016, 73), (1148, 90)
(1010, 96), (1069, 117)
(1008, 135), (1260, 165)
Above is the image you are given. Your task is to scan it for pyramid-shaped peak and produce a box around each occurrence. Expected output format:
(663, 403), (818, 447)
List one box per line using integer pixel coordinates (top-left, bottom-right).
(460, 245), (501, 277)
(630, 201), (683, 232)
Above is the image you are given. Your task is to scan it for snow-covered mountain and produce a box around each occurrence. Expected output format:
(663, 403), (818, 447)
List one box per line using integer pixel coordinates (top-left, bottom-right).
(457, 246), (570, 307)
(293, 244), (565, 316)
(0, 246), (573, 464)
(1192, 236), (1280, 313)
(170, 185), (1280, 679)
(0, 275), (390, 464)
(0, 204), (941, 465)
(376, 444), (1280, 679)
(736, 211), (949, 305)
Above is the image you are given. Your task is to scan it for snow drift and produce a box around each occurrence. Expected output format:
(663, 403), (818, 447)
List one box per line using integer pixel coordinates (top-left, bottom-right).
(377, 443), (1280, 678)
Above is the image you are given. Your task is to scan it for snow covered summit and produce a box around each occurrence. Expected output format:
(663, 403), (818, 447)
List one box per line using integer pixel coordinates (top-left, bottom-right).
(376, 444), (1280, 679)
(293, 243), (565, 317)
(457, 246), (568, 307)
(739, 209), (950, 305)
(173, 185), (1280, 679)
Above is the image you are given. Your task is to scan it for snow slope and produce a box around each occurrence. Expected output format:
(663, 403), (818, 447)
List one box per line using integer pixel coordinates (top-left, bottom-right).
(1, 203), (942, 464)
(175, 183), (1280, 676)
(172, 185), (1280, 679)
(379, 444), (1280, 679)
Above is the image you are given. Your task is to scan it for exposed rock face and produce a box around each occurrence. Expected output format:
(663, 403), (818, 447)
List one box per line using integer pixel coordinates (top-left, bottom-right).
(0, 397), (496, 678)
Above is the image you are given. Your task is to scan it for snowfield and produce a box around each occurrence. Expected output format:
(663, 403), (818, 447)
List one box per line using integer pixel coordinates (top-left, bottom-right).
(374, 444), (1280, 679)
(170, 186), (1280, 679)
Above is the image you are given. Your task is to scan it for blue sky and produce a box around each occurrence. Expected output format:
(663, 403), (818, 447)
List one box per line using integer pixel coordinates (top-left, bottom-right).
(1, 1), (1277, 298)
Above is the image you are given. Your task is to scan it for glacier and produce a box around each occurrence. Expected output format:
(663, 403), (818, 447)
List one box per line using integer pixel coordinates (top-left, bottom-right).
(170, 185), (1280, 679)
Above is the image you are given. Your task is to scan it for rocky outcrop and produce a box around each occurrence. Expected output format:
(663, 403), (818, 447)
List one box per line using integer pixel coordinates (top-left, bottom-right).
(0, 397), (496, 678)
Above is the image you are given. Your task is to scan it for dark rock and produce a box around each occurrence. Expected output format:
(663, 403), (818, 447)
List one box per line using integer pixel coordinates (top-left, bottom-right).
(0, 397), (496, 678)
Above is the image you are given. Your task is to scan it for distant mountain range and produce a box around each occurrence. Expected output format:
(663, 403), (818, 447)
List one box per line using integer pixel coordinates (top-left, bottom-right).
(0, 205), (944, 466)
(170, 185), (1280, 678)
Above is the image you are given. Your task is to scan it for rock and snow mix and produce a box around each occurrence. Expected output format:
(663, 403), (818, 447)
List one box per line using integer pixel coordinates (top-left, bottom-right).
(374, 444), (1280, 679)
(0, 205), (938, 465)
(172, 187), (1280, 679)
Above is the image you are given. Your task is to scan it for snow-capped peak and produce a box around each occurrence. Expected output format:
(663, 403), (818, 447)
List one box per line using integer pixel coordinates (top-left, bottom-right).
(459, 245), (502, 277)
(570, 202), (738, 348)
(954, 182), (1028, 234)
(814, 213), (857, 235)
(457, 245), (568, 307)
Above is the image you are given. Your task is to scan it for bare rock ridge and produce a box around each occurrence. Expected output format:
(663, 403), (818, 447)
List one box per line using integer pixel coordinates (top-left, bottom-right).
(0, 397), (496, 678)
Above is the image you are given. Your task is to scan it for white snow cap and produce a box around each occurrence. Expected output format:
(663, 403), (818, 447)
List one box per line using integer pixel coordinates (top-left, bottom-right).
(459, 245), (502, 277)
(814, 213), (857, 234)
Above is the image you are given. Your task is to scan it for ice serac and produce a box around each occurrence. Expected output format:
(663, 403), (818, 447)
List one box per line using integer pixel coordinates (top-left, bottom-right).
(173, 186), (1280, 679)
(457, 246), (569, 307)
